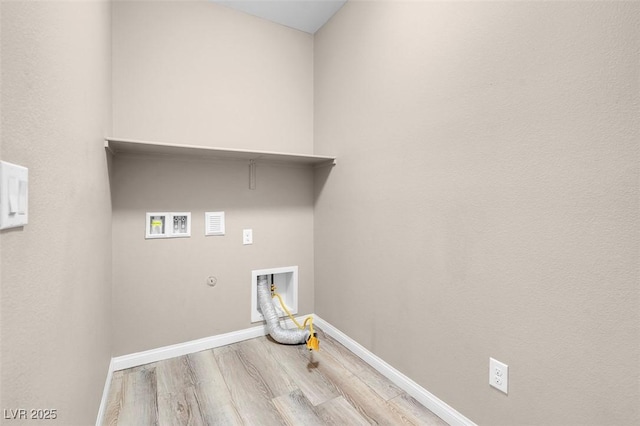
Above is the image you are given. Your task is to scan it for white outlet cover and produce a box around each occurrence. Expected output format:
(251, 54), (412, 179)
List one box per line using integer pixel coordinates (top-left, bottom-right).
(243, 229), (253, 245)
(489, 357), (509, 394)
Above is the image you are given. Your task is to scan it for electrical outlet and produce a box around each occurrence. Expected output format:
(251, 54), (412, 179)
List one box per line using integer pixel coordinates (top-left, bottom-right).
(243, 229), (253, 245)
(489, 357), (508, 394)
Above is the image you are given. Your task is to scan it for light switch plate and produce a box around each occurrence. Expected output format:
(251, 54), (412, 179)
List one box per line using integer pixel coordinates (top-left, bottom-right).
(0, 161), (29, 230)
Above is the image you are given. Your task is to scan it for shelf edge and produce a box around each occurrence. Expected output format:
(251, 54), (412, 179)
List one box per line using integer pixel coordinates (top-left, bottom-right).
(105, 137), (336, 166)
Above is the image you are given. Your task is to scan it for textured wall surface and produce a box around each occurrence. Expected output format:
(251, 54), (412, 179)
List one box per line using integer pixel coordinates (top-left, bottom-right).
(0, 0), (3, 412)
(0, 1), (3, 411)
(112, 1), (314, 153)
(0, 2), (112, 425)
(2, 1), (638, 424)
(314, 2), (639, 425)
(112, 156), (315, 355)
(110, 1), (316, 356)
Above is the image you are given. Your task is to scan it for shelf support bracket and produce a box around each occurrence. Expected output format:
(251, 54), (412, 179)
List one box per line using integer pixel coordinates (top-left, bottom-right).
(249, 160), (256, 190)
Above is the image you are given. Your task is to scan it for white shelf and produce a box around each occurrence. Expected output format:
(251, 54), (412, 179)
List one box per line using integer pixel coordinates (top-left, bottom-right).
(105, 137), (336, 167)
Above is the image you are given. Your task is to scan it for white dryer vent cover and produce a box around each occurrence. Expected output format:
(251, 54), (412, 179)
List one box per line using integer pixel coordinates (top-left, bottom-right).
(205, 211), (225, 236)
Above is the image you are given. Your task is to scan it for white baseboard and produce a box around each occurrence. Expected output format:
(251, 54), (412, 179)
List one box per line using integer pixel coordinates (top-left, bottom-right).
(95, 358), (114, 426)
(111, 325), (263, 372)
(96, 316), (306, 425)
(111, 316), (307, 372)
(97, 315), (474, 426)
(313, 315), (476, 426)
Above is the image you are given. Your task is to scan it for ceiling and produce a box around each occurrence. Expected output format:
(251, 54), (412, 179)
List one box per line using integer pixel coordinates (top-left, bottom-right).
(212, 0), (347, 34)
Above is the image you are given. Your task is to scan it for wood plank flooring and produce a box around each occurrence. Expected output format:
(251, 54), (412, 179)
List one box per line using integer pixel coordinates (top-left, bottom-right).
(104, 328), (446, 425)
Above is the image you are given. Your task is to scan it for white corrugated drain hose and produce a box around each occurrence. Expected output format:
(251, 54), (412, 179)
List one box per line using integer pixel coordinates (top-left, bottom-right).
(257, 274), (309, 345)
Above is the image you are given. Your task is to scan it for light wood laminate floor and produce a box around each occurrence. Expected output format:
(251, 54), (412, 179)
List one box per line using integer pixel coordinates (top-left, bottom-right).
(104, 328), (446, 425)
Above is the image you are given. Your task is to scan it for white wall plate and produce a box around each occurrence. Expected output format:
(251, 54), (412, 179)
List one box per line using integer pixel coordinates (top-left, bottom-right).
(0, 161), (29, 230)
(205, 211), (225, 236)
(146, 212), (191, 239)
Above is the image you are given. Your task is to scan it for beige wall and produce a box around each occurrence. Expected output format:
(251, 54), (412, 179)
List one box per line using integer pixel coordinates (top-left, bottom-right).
(314, 2), (639, 425)
(110, 1), (315, 355)
(112, 0), (314, 153)
(0, 1), (112, 425)
(2, 1), (637, 424)
(112, 156), (315, 355)
(0, 1), (3, 411)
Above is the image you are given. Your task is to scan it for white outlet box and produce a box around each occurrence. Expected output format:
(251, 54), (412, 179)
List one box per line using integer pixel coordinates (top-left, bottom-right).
(489, 357), (509, 394)
(251, 266), (298, 323)
(145, 212), (191, 239)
